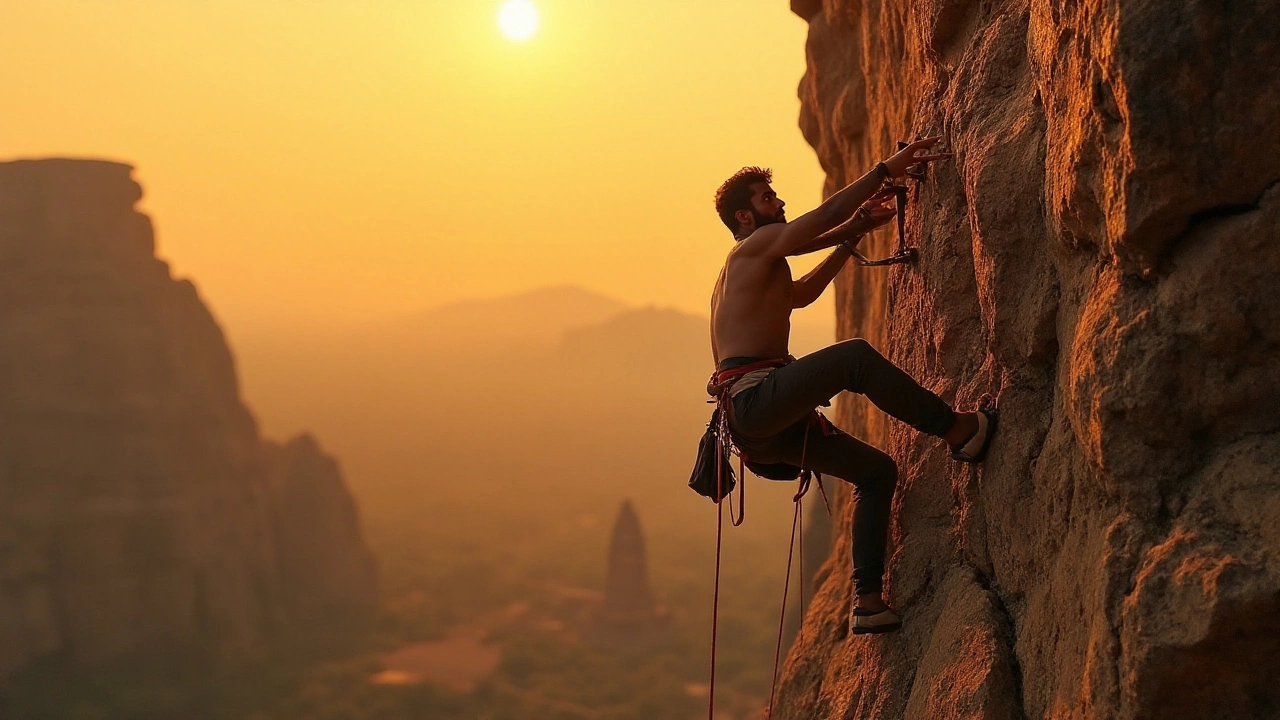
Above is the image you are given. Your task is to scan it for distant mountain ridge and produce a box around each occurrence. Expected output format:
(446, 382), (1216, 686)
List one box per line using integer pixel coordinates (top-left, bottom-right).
(234, 284), (835, 446)
(560, 306), (709, 370)
(411, 286), (629, 344)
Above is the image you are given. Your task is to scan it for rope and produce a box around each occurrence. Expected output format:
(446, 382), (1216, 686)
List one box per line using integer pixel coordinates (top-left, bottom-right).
(799, 497), (805, 650)
(708, 495), (724, 720)
(708, 416), (735, 719)
(729, 455), (745, 527)
(707, 387), (833, 719)
(766, 494), (801, 717)
(766, 417), (820, 717)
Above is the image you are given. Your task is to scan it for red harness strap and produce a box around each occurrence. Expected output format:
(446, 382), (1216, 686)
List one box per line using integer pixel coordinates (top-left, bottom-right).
(706, 356), (794, 397)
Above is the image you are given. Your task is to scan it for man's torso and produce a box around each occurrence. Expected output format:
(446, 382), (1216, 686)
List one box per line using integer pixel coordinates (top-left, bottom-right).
(710, 239), (793, 365)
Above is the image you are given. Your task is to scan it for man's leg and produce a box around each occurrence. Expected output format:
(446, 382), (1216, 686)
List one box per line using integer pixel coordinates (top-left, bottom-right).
(770, 423), (897, 607)
(729, 338), (977, 622)
(733, 338), (958, 440)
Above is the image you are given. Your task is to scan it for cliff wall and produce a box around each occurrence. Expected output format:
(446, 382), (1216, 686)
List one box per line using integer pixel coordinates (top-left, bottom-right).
(0, 159), (377, 681)
(778, 2), (1280, 718)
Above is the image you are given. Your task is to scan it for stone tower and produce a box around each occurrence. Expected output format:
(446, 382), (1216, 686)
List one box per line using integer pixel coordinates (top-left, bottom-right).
(599, 500), (657, 628)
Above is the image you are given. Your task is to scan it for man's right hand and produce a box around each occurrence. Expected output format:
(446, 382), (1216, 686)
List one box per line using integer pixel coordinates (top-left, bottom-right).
(855, 193), (897, 233)
(883, 136), (951, 179)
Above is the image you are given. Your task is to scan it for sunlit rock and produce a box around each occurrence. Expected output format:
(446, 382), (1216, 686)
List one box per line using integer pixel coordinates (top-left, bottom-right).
(774, 2), (1280, 718)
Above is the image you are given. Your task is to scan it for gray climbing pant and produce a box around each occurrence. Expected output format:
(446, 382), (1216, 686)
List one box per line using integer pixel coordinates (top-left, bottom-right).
(723, 338), (955, 596)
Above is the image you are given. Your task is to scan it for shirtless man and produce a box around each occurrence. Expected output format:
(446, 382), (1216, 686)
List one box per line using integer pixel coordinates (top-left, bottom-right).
(708, 137), (997, 634)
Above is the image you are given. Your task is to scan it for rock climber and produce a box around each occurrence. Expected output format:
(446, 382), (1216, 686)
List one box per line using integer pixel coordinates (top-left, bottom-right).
(707, 137), (997, 635)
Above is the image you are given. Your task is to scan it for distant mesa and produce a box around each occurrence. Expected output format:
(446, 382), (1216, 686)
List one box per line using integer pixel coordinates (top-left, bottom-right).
(427, 285), (627, 317)
(0, 158), (377, 682)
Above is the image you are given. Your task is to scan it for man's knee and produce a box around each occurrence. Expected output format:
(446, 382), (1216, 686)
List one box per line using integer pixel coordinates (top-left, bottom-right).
(843, 337), (872, 354)
(873, 453), (899, 490)
(840, 337), (884, 363)
(862, 452), (898, 500)
(846, 452), (898, 500)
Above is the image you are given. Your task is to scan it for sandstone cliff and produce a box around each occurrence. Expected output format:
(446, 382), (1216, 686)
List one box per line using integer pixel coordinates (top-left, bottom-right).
(0, 159), (377, 681)
(777, 2), (1280, 718)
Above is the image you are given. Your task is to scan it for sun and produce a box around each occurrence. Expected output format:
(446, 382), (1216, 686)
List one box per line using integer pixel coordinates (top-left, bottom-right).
(497, 0), (539, 42)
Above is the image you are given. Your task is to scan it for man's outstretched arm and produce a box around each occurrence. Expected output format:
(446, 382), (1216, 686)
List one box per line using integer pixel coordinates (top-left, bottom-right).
(740, 137), (949, 259)
(788, 193), (896, 256)
(742, 166), (885, 259)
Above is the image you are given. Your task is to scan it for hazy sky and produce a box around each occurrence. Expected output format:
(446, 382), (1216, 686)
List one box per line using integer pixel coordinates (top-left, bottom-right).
(1, 0), (832, 332)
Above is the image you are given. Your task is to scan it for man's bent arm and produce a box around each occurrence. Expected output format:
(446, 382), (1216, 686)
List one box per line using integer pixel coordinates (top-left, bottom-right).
(793, 245), (855, 308)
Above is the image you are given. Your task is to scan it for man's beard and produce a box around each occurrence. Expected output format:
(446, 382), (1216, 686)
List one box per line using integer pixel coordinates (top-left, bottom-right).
(751, 207), (786, 227)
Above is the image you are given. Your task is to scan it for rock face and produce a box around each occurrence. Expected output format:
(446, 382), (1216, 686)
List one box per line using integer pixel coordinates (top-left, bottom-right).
(776, 2), (1280, 718)
(0, 159), (377, 681)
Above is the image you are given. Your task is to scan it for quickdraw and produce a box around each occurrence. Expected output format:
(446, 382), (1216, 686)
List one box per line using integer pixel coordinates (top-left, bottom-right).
(849, 140), (929, 268)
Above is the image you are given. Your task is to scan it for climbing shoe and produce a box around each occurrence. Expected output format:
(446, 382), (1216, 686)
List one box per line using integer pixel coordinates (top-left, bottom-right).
(850, 607), (902, 635)
(950, 395), (998, 464)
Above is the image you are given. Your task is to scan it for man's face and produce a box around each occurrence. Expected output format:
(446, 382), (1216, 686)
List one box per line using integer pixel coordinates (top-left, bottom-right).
(748, 182), (786, 227)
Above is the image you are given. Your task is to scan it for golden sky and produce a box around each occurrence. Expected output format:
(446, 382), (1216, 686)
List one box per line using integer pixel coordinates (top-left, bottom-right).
(0, 0), (832, 333)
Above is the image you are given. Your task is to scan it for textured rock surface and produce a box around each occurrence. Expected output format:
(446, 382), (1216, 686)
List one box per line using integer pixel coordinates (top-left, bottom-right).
(0, 159), (377, 681)
(776, 2), (1280, 718)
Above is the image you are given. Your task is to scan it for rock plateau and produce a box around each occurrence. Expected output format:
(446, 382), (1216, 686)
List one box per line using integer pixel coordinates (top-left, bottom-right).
(0, 159), (378, 682)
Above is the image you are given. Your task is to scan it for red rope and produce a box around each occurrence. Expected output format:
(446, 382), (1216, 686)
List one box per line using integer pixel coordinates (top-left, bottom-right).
(729, 455), (745, 527)
(767, 496), (801, 717)
(708, 419), (733, 719)
(799, 498), (805, 647)
(766, 418), (816, 716)
(708, 496), (724, 720)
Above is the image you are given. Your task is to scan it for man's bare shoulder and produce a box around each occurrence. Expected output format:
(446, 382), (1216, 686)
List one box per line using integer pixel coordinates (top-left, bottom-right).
(733, 224), (786, 259)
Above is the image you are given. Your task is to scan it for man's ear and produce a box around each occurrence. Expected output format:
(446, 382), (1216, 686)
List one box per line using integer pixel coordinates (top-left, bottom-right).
(734, 209), (753, 231)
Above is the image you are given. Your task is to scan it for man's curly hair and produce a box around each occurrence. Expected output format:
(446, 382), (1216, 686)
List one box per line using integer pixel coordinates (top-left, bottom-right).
(714, 166), (772, 236)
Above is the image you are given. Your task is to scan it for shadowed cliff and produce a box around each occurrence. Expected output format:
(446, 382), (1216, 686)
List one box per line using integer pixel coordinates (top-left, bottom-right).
(775, 1), (1280, 718)
(0, 159), (378, 682)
